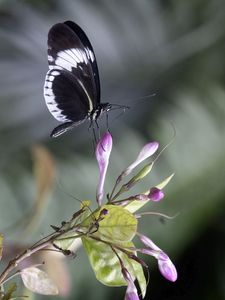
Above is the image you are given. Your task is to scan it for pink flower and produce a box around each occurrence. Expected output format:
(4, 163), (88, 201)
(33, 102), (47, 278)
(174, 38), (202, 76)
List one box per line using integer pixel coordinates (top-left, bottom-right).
(139, 234), (177, 282)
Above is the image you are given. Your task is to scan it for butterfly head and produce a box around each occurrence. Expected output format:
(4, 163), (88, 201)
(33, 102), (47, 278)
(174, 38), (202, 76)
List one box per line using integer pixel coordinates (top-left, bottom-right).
(101, 103), (112, 112)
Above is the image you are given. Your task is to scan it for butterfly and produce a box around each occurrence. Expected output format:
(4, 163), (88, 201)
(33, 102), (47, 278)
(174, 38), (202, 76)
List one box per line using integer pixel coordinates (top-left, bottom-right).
(44, 21), (120, 138)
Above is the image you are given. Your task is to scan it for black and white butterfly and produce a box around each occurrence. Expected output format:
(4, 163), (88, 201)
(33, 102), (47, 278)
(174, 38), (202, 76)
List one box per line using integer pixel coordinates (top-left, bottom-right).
(44, 21), (122, 138)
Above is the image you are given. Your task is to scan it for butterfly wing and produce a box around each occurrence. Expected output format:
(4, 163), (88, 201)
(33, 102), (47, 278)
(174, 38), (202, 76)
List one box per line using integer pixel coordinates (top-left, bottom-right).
(44, 21), (101, 124)
(64, 20), (100, 102)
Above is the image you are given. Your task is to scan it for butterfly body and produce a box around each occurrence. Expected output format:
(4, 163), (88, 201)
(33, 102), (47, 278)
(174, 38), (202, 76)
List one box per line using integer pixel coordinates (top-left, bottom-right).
(44, 21), (112, 137)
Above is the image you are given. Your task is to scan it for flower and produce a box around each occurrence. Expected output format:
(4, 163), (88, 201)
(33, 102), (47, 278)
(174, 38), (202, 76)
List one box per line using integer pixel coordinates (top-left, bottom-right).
(53, 132), (176, 300)
(90, 133), (177, 299)
(138, 234), (177, 282)
(95, 132), (113, 205)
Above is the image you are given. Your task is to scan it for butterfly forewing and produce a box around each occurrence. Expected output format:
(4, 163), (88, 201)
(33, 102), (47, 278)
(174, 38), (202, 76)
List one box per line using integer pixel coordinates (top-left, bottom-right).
(64, 21), (101, 101)
(44, 21), (100, 124)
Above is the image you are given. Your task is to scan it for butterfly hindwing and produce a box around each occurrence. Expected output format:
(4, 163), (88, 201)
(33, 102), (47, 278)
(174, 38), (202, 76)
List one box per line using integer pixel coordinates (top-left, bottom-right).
(44, 68), (91, 122)
(50, 120), (86, 138)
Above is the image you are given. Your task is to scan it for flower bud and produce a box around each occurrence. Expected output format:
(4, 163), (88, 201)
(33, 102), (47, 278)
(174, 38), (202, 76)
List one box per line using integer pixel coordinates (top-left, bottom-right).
(123, 142), (159, 176)
(148, 187), (164, 202)
(158, 256), (177, 282)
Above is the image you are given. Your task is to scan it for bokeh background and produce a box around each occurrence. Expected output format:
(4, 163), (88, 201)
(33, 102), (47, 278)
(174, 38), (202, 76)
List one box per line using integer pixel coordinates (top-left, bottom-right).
(0, 0), (225, 299)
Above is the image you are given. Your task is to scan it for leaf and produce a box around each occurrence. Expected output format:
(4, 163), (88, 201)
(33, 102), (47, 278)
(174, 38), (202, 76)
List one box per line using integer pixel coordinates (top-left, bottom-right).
(82, 237), (126, 286)
(81, 205), (144, 290)
(0, 234), (3, 261)
(2, 282), (17, 300)
(82, 237), (146, 292)
(130, 258), (147, 298)
(156, 173), (174, 189)
(124, 199), (149, 214)
(20, 267), (58, 295)
(82, 205), (137, 243)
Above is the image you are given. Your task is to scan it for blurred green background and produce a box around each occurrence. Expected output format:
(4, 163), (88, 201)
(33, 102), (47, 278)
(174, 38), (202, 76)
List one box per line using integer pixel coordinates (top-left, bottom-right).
(1, 0), (225, 299)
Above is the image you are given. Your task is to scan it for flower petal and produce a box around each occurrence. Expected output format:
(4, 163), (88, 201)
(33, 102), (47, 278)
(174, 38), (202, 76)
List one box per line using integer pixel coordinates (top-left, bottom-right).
(123, 142), (159, 176)
(95, 132), (113, 205)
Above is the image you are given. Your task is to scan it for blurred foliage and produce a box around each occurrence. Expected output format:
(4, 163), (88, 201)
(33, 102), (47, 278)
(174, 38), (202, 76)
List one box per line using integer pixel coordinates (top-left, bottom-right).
(0, 0), (225, 299)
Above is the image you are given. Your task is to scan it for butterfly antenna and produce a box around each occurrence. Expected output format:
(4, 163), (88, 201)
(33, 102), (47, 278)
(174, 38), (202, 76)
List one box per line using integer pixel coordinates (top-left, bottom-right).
(110, 93), (156, 106)
(110, 103), (130, 110)
(56, 177), (95, 218)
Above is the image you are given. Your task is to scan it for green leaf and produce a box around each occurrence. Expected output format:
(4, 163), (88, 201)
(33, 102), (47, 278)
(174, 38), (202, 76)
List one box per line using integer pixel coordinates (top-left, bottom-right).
(82, 237), (146, 293)
(0, 234), (3, 261)
(156, 173), (174, 189)
(82, 237), (127, 286)
(82, 205), (138, 243)
(123, 199), (149, 214)
(81, 205), (143, 288)
(20, 267), (58, 295)
(131, 258), (147, 298)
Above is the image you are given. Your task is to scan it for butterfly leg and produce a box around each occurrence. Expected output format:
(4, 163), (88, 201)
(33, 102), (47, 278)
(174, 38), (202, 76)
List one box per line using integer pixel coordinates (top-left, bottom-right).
(94, 119), (101, 141)
(106, 112), (110, 132)
(92, 125), (97, 145)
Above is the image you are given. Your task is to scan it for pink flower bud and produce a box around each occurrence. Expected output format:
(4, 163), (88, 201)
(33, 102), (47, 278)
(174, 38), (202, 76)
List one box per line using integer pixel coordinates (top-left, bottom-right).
(148, 187), (164, 202)
(123, 142), (159, 176)
(139, 234), (177, 282)
(158, 256), (177, 282)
